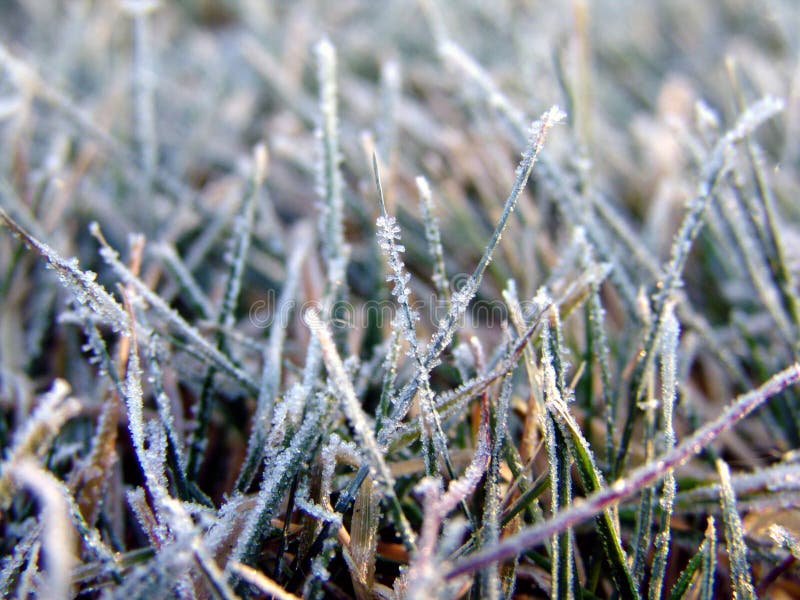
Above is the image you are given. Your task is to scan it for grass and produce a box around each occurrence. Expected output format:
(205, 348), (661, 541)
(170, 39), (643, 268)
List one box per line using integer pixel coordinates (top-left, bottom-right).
(1, 1), (800, 598)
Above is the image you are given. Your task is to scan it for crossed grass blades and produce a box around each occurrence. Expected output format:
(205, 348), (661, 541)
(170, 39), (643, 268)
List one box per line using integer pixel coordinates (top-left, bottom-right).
(2, 1), (800, 598)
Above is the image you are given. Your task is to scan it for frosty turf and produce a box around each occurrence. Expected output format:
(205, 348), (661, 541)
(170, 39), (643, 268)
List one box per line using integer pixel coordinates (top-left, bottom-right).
(2, 2), (800, 599)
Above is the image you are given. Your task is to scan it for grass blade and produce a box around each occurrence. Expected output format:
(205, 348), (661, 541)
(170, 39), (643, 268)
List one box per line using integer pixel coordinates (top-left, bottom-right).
(716, 459), (756, 599)
(447, 363), (800, 579)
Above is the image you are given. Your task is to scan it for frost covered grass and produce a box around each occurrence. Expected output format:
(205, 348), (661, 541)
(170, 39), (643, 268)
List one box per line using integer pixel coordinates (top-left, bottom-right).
(2, 1), (800, 598)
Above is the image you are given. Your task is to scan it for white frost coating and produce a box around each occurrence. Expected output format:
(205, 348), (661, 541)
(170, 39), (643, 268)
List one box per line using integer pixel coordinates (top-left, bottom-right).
(439, 437), (490, 518)
(768, 525), (800, 559)
(388, 104), (563, 435)
(375, 328), (402, 436)
(218, 151), (260, 329)
(540, 318), (574, 598)
(482, 373), (512, 599)
(253, 142), (269, 184)
(125, 0), (158, 191)
(91, 226), (259, 394)
(726, 96), (784, 144)
(296, 495), (342, 526)
(142, 420), (169, 499)
(648, 302), (681, 600)
(408, 476), (444, 595)
(123, 343), (146, 458)
(2, 379), (79, 476)
(258, 229), (312, 425)
(318, 433), (359, 511)
(120, 1), (161, 15)
(309, 539), (335, 584)
(377, 215), (417, 319)
(284, 383), (308, 427)
(537, 105), (567, 130)
(316, 40), (338, 139)
(417, 175), (449, 303)
(695, 99), (721, 136)
(406, 410), (491, 600)
(315, 38), (349, 294)
(438, 39), (527, 132)
(452, 341), (475, 379)
(123, 338), (170, 532)
(9, 460), (75, 600)
(449, 276), (477, 319)
(660, 303), (680, 452)
(305, 310), (396, 494)
(716, 459), (757, 598)
(152, 386), (185, 471)
(677, 462), (800, 506)
(203, 493), (251, 554)
(151, 243), (214, 318)
(0, 213), (128, 331)
(661, 95), (785, 313)
(717, 184), (795, 344)
(375, 195), (448, 473)
(234, 443), (297, 561)
(376, 58), (401, 164)
(421, 412), (490, 526)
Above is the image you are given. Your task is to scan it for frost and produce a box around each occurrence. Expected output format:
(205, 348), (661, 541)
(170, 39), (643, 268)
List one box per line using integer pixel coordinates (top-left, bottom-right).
(306, 310), (394, 491)
(315, 38), (349, 296)
(2, 8), (800, 598)
(726, 96), (784, 144)
(297, 496), (342, 526)
(219, 156), (259, 328)
(282, 383), (308, 427)
(91, 225), (260, 394)
(376, 214), (419, 327)
(768, 525), (800, 560)
(1, 212), (129, 331)
(123, 347), (146, 457)
(6, 460), (75, 600)
(716, 459), (757, 599)
(659, 304), (680, 452)
(452, 341), (475, 380)
(438, 39), (527, 133)
(449, 276), (477, 317)
(0, 380), (80, 508)
(406, 413), (491, 599)
(417, 176), (450, 304)
(695, 99), (720, 139)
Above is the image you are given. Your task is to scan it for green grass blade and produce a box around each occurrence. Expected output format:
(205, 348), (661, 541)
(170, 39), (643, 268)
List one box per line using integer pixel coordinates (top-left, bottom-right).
(716, 459), (756, 600)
